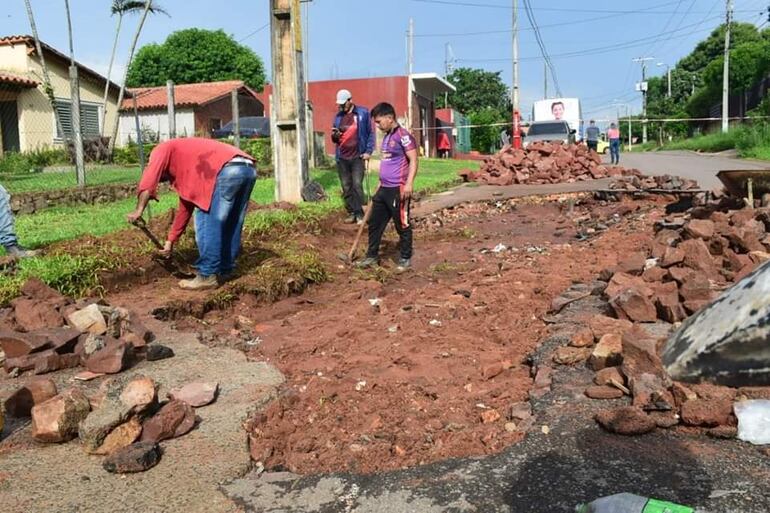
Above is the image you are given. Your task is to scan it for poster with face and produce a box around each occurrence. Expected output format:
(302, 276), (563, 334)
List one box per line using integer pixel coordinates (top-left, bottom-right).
(532, 98), (582, 139)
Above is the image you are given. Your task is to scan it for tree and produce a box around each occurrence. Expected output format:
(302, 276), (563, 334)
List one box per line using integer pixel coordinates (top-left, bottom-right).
(437, 67), (511, 119)
(126, 29), (266, 90)
(468, 108), (504, 153)
(100, 0), (168, 136)
(109, 0), (153, 157)
(678, 22), (761, 73)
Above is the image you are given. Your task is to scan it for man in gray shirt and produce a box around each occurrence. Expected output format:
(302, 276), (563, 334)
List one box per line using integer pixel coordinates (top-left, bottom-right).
(585, 120), (600, 153)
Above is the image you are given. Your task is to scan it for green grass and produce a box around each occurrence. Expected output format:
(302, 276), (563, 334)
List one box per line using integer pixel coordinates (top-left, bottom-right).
(742, 145), (770, 161)
(0, 158), (476, 303)
(1, 166), (142, 194)
(663, 131), (738, 153)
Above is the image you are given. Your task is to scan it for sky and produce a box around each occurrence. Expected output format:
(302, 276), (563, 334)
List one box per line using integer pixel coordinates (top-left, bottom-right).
(2, 0), (768, 122)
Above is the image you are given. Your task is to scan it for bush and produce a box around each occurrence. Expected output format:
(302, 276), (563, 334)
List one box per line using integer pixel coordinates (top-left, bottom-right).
(0, 152), (40, 175)
(25, 147), (69, 168)
(112, 143), (158, 166)
(238, 138), (271, 168)
(735, 122), (770, 155)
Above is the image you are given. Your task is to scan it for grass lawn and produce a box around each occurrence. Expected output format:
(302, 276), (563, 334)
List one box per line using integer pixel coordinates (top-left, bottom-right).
(1, 166), (142, 194)
(743, 145), (770, 161)
(15, 158), (474, 249)
(0, 158), (477, 303)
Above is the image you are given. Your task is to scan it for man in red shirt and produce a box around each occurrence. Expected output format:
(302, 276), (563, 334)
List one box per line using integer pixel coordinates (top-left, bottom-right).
(126, 138), (256, 290)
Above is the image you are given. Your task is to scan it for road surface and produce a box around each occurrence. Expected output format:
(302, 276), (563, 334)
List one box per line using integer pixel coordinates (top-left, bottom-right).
(611, 150), (769, 189)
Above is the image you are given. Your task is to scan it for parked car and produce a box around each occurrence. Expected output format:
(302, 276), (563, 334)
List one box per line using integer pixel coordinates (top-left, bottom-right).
(597, 136), (610, 154)
(212, 116), (270, 139)
(522, 121), (575, 148)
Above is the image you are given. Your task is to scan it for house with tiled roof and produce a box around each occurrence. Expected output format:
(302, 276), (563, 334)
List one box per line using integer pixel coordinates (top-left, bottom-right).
(0, 35), (122, 154)
(117, 80), (264, 145)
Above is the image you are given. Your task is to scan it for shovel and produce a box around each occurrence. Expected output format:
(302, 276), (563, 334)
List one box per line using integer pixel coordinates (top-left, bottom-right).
(130, 217), (194, 279)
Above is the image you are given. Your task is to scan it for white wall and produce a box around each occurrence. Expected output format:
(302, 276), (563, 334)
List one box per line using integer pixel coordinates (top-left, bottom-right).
(118, 108), (195, 146)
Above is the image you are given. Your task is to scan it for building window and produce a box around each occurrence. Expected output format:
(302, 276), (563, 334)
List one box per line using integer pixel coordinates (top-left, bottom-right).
(54, 99), (100, 139)
(209, 118), (222, 132)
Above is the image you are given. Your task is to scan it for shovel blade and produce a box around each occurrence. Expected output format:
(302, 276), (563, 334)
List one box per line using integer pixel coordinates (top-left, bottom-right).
(662, 259), (770, 387)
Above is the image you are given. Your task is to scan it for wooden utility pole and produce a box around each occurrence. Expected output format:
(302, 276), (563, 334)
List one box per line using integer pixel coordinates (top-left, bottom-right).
(270, 0), (308, 203)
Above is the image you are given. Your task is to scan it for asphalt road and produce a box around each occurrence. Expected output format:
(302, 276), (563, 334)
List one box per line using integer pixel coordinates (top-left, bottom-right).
(610, 150), (769, 189)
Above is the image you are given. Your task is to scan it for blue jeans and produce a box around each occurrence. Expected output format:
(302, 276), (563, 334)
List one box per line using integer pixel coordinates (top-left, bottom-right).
(0, 185), (18, 248)
(610, 139), (621, 164)
(194, 164), (257, 277)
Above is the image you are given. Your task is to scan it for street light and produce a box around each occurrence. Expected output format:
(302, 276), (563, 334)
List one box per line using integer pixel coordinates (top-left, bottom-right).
(657, 62), (671, 98)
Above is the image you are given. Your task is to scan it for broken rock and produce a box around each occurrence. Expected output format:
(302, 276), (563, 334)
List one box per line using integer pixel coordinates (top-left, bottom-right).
(31, 388), (91, 443)
(103, 441), (161, 474)
(588, 334), (623, 371)
(594, 366), (625, 387)
(595, 406), (656, 435)
(12, 297), (65, 332)
(585, 385), (624, 400)
(4, 378), (57, 417)
(84, 339), (132, 374)
(553, 346), (590, 366)
(67, 304), (107, 335)
(145, 344), (174, 362)
(168, 382), (218, 408)
(119, 376), (158, 413)
(680, 399), (734, 427)
(610, 288), (657, 322)
(93, 417), (143, 456)
(569, 326), (595, 348)
(140, 400), (196, 443)
(0, 330), (50, 358)
(684, 219), (715, 240)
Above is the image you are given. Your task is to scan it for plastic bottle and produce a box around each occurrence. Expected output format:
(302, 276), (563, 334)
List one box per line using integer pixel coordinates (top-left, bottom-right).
(576, 493), (695, 513)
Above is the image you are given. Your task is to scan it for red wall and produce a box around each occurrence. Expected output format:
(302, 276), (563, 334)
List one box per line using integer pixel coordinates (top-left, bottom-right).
(258, 76), (410, 154)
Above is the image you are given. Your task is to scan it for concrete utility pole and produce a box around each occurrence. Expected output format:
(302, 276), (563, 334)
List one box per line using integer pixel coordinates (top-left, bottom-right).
(658, 62), (671, 98)
(633, 56), (654, 144)
(512, 0), (521, 149)
(722, 0), (734, 133)
(166, 80), (176, 139)
(270, 0), (309, 203)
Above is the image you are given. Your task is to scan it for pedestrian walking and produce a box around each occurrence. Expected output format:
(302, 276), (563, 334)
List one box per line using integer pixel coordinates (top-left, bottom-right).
(356, 102), (418, 273)
(331, 89), (375, 224)
(585, 119), (600, 153)
(127, 138), (257, 290)
(608, 122), (621, 165)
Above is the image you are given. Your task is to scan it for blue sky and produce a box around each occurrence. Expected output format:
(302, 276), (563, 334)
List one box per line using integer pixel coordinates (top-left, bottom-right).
(2, 0), (768, 121)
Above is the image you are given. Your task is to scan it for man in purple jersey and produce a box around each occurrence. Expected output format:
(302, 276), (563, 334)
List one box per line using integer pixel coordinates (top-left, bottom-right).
(357, 102), (419, 273)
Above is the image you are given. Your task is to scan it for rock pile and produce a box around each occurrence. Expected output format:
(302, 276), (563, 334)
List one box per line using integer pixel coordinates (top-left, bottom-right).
(459, 142), (640, 186)
(0, 278), (219, 473)
(603, 206), (770, 324)
(0, 278), (165, 377)
(608, 173), (701, 192)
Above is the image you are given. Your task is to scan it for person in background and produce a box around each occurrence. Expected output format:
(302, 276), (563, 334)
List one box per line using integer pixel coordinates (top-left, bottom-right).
(585, 119), (600, 153)
(356, 102), (418, 273)
(551, 101), (565, 121)
(608, 122), (621, 165)
(0, 185), (38, 258)
(331, 89), (375, 225)
(500, 127), (511, 148)
(127, 138), (256, 290)
(437, 130), (452, 158)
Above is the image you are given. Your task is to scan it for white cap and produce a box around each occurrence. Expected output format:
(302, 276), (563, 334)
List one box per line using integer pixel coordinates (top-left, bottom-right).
(336, 89), (352, 105)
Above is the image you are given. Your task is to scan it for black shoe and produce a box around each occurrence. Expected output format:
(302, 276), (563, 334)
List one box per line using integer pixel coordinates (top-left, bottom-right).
(356, 257), (379, 269)
(5, 245), (39, 258)
(395, 258), (412, 273)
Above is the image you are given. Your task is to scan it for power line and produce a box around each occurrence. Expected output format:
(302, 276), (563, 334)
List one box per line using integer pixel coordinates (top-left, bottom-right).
(458, 16), (721, 63)
(413, 0), (687, 38)
(521, 0), (561, 96)
(411, 0), (756, 14)
(644, 0), (686, 59)
(238, 23), (269, 43)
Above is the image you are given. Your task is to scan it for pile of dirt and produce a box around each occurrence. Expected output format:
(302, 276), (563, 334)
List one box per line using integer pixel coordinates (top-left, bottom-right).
(226, 196), (663, 474)
(459, 142), (640, 186)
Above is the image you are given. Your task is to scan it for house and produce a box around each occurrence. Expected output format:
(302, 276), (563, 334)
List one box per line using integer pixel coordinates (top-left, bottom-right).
(436, 108), (472, 155)
(0, 35), (122, 154)
(258, 73), (455, 157)
(118, 80), (264, 145)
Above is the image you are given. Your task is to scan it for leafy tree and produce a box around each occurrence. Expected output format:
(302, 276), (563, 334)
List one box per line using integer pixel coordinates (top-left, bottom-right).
(678, 22), (761, 73)
(126, 29), (266, 90)
(437, 67), (511, 119)
(468, 108), (504, 153)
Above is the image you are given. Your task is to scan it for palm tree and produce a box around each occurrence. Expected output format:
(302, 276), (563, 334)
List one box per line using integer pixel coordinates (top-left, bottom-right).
(63, 0), (85, 186)
(100, 0), (168, 137)
(109, 0), (155, 157)
(23, 0), (65, 138)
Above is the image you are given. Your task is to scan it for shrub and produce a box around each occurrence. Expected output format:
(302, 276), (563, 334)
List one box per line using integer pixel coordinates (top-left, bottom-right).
(239, 138), (272, 168)
(25, 147), (69, 168)
(112, 143), (158, 166)
(0, 152), (40, 175)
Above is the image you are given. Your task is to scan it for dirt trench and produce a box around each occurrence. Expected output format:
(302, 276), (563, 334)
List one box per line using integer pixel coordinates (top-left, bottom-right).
(115, 192), (666, 475)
